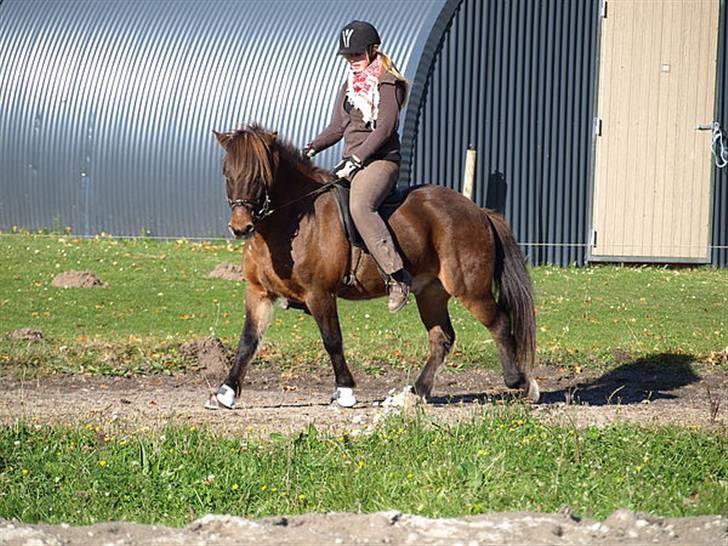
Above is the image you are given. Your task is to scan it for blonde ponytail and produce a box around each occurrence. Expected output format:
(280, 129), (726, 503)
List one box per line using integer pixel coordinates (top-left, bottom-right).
(376, 50), (409, 103)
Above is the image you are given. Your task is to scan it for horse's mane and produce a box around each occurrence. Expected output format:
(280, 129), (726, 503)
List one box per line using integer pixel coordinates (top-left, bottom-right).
(226, 124), (334, 187)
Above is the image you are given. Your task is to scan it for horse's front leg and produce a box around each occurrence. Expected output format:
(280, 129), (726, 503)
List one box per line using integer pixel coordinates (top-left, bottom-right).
(207, 284), (273, 409)
(306, 291), (357, 407)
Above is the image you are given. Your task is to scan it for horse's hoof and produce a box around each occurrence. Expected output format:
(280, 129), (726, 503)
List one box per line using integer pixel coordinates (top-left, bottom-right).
(526, 378), (540, 403)
(332, 387), (357, 408)
(214, 384), (236, 409)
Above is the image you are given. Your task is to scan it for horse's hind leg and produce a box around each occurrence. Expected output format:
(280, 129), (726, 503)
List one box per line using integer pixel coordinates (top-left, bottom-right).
(413, 281), (455, 398)
(460, 295), (538, 399)
(306, 291), (357, 407)
(208, 284), (274, 409)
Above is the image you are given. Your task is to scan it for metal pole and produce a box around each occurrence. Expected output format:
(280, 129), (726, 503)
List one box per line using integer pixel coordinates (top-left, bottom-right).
(462, 145), (477, 200)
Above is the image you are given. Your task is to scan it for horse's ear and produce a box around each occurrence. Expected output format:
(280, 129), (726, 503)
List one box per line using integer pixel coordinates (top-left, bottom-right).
(264, 130), (278, 146)
(213, 130), (230, 148)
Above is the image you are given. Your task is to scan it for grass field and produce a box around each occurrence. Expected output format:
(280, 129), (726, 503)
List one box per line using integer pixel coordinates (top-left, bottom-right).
(1, 232), (727, 525)
(1, 410), (726, 525)
(1, 232), (726, 377)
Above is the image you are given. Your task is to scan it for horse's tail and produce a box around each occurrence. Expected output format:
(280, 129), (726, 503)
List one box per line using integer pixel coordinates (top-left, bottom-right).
(483, 209), (536, 374)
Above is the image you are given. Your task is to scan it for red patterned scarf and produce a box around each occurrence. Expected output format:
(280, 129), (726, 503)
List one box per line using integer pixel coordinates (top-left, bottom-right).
(346, 56), (382, 125)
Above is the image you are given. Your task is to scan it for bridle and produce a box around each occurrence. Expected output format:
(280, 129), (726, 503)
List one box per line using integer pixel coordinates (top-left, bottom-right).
(227, 190), (272, 222)
(227, 181), (336, 224)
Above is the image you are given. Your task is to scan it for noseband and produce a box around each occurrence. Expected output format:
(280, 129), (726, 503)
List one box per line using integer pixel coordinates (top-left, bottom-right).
(227, 190), (271, 222)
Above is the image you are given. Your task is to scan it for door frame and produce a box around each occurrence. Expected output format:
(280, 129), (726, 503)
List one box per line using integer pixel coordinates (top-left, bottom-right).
(585, 0), (721, 264)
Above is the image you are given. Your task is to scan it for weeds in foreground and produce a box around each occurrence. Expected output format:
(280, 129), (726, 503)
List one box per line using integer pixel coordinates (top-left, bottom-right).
(0, 411), (726, 525)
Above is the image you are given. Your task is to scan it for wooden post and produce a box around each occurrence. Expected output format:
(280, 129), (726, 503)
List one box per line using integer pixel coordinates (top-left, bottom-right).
(462, 145), (476, 201)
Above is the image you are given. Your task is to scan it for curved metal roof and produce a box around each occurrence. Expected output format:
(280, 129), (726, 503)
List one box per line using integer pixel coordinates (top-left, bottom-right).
(0, 0), (458, 237)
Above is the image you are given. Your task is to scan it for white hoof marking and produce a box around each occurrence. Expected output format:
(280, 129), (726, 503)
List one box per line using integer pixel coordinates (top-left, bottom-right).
(215, 384), (236, 409)
(332, 387), (357, 408)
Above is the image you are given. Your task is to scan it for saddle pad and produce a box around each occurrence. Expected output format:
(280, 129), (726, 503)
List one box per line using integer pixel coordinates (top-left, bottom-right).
(332, 180), (411, 250)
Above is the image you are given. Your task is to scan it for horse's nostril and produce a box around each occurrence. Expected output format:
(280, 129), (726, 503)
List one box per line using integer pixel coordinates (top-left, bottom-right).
(229, 223), (255, 239)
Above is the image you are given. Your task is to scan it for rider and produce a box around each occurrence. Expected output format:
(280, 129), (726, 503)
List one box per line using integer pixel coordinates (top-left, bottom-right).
(304, 20), (413, 313)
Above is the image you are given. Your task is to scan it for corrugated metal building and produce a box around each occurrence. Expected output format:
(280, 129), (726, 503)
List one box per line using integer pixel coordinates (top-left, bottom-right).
(1, 0), (726, 266)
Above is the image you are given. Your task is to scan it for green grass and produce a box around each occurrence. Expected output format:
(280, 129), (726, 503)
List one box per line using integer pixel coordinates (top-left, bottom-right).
(1, 412), (725, 525)
(0, 232), (726, 377)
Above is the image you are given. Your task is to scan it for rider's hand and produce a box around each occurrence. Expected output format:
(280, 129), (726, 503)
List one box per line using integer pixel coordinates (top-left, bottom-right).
(302, 144), (316, 159)
(333, 156), (362, 179)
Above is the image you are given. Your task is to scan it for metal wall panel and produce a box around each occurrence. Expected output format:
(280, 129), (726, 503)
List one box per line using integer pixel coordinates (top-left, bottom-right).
(2, 0), (725, 267)
(408, 0), (601, 266)
(711, 0), (728, 266)
(0, 0), (448, 237)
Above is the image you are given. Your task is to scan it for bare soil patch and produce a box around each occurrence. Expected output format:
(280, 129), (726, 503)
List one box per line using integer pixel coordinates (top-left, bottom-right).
(1, 359), (725, 436)
(179, 336), (233, 381)
(51, 271), (105, 288)
(1, 509), (725, 545)
(5, 328), (44, 342)
(208, 262), (243, 281)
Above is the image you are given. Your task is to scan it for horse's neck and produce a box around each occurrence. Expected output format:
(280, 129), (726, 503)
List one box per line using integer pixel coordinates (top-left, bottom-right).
(270, 159), (327, 204)
(256, 159), (329, 244)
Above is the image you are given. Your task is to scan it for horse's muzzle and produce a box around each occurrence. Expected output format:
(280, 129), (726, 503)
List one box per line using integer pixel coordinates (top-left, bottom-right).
(228, 223), (255, 240)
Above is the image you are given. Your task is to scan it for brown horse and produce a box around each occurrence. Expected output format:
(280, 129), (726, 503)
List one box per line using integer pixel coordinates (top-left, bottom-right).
(207, 124), (539, 409)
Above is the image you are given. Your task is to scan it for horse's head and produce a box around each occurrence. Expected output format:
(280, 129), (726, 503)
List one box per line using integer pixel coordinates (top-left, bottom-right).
(214, 125), (279, 239)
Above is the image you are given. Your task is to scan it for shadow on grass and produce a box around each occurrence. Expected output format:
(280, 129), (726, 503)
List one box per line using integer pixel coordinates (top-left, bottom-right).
(428, 353), (701, 407)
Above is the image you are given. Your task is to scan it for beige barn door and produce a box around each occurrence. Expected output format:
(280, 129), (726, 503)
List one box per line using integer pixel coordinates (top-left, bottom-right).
(591, 0), (719, 262)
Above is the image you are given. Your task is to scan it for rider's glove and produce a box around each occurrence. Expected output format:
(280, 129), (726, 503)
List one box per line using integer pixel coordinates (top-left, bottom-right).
(302, 144), (316, 159)
(333, 156), (362, 180)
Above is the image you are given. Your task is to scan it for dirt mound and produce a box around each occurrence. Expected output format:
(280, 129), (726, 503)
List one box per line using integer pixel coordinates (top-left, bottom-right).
(208, 263), (243, 281)
(0, 509), (724, 545)
(180, 336), (232, 380)
(51, 271), (105, 288)
(6, 328), (44, 342)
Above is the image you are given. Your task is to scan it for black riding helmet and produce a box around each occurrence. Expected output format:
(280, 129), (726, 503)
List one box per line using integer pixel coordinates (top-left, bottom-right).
(338, 20), (381, 55)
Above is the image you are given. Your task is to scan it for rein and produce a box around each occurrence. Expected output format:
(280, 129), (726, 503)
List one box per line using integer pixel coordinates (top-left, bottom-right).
(228, 182), (337, 223)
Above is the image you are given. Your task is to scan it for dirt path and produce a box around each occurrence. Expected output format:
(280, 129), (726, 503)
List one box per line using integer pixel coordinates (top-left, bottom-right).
(1, 359), (726, 435)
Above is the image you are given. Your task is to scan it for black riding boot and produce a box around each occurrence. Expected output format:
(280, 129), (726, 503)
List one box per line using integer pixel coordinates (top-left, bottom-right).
(387, 269), (412, 313)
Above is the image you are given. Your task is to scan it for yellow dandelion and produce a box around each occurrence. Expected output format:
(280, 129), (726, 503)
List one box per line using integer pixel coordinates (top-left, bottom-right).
(21, 469), (29, 476)
(98, 459), (108, 467)
(231, 484), (239, 491)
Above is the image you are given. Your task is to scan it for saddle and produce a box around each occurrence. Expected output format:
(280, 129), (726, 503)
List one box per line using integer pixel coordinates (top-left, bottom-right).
(281, 180), (413, 310)
(331, 180), (410, 250)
